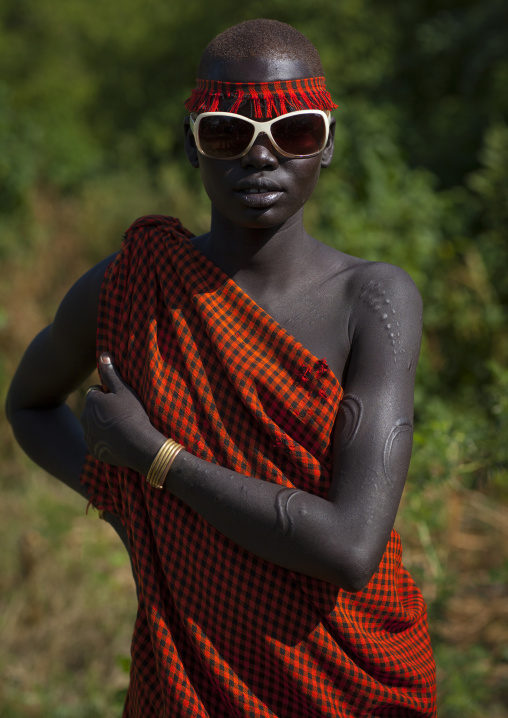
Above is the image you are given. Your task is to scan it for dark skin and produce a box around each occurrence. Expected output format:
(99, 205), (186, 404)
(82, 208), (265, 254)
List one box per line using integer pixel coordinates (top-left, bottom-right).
(6, 54), (423, 592)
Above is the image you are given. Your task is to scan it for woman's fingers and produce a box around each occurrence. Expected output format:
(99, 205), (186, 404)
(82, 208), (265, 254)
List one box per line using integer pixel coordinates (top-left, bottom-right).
(98, 353), (126, 394)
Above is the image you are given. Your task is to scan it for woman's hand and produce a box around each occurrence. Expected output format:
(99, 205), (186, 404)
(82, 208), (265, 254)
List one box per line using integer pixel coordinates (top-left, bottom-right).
(80, 354), (166, 475)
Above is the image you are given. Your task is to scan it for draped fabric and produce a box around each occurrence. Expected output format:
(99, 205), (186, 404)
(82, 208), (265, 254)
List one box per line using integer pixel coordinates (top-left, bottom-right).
(81, 215), (436, 717)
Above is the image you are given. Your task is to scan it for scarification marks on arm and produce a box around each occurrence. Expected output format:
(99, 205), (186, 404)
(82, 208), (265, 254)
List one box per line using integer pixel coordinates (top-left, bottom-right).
(383, 418), (413, 486)
(336, 394), (363, 454)
(359, 280), (405, 364)
(275, 487), (302, 536)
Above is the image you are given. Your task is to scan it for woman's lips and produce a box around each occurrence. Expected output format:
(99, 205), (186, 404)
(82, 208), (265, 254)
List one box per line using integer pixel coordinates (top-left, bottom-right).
(234, 181), (284, 208)
(234, 189), (284, 208)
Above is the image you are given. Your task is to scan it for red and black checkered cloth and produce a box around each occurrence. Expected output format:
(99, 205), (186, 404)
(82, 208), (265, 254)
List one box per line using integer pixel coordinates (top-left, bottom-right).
(81, 215), (436, 717)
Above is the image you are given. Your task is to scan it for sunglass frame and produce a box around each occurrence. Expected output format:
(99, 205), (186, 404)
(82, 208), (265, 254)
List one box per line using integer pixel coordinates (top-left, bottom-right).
(190, 109), (331, 160)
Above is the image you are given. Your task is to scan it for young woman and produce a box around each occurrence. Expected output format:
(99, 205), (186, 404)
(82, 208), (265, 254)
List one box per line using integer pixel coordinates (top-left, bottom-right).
(7, 19), (436, 717)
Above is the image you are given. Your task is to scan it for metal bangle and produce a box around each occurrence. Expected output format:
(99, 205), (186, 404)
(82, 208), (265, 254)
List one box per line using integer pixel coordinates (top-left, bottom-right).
(146, 438), (185, 489)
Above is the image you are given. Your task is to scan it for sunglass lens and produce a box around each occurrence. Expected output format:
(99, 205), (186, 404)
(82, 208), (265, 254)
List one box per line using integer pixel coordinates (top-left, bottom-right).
(271, 113), (327, 156)
(198, 116), (254, 159)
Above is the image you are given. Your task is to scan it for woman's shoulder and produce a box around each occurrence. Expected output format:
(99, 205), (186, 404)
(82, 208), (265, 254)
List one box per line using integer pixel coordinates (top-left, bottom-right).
(338, 255), (422, 309)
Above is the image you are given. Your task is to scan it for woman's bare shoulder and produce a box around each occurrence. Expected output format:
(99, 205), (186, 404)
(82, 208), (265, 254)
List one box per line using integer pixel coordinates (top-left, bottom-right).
(336, 254), (422, 310)
(52, 252), (118, 346)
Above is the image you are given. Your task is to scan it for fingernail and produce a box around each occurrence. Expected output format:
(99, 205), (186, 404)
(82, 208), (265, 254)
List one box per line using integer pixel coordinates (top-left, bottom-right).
(101, 353), (112, 364)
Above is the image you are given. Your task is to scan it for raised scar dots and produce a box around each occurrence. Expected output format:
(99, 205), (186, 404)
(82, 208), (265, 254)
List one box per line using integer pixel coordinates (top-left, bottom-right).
(359, 280), (405, 364)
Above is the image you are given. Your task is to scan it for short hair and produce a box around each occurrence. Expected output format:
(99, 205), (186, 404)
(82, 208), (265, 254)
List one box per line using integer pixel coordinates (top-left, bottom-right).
(198, 19), (325, 78)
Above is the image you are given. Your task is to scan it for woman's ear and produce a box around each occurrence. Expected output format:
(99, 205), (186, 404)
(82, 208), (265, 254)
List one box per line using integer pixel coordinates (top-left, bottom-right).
(321, 116), (336, 169)
(183, 116), (200, 168)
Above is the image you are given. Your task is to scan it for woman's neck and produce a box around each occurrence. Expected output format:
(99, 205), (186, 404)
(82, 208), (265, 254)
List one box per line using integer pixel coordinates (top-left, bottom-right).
(198, 206), (322, 293)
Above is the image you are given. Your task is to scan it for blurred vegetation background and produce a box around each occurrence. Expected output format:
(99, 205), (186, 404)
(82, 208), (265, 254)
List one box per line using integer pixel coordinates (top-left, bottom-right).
(1, 0), (507, 715)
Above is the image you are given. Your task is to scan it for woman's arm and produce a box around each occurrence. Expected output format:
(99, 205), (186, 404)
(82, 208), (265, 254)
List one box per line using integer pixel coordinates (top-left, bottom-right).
(81, 262), (422, 592)
(4, 254), (132, 549)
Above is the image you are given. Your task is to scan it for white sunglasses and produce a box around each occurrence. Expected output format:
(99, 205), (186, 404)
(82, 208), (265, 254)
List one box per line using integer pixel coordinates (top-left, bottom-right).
(190, 109), (331, 160)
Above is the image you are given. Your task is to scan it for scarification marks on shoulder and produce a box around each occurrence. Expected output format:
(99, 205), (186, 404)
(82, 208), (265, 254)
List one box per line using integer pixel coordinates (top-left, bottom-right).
(360, 280), (405, 364)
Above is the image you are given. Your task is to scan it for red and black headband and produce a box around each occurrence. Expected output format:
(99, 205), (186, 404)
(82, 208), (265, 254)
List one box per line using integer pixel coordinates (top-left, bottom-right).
(185, 77), (337, 118)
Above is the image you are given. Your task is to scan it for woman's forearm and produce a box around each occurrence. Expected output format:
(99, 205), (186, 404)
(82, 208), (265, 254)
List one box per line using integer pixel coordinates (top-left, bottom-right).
(9, 403), (134, 560)
(9, 404), (89, 498)
(165, 450), (371, 591)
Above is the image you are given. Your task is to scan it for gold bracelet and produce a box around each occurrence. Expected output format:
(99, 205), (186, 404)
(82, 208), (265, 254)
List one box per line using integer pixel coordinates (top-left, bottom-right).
(146, 438), (185, 489)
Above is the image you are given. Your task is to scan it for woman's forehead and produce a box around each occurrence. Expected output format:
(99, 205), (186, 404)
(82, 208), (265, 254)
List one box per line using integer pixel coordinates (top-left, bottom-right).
(203, 56), (314, 84)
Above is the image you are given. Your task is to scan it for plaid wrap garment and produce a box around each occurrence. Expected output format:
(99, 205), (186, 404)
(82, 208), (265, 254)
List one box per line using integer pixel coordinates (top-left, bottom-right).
(81, 215), (436, 717)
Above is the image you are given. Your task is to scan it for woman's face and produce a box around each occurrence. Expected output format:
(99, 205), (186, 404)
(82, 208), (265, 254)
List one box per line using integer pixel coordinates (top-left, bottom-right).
(185, 55), (335, 230)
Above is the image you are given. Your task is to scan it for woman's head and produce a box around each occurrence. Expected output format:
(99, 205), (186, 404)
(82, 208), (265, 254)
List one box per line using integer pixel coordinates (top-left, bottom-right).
(185, 20), (336, 118)
(184, 20), (336, 231)
(197, 19), (325, 80)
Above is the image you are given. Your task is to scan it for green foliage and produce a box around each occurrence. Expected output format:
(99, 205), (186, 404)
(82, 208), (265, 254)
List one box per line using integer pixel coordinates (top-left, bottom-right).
(435, 644), (493, 718)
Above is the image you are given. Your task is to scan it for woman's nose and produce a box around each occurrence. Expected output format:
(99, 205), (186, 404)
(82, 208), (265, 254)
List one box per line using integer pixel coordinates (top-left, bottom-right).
(240, 134), (279, 170)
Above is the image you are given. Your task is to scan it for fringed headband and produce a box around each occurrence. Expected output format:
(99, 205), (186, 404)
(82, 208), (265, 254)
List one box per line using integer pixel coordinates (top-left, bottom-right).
(185, 77), (338, 119)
